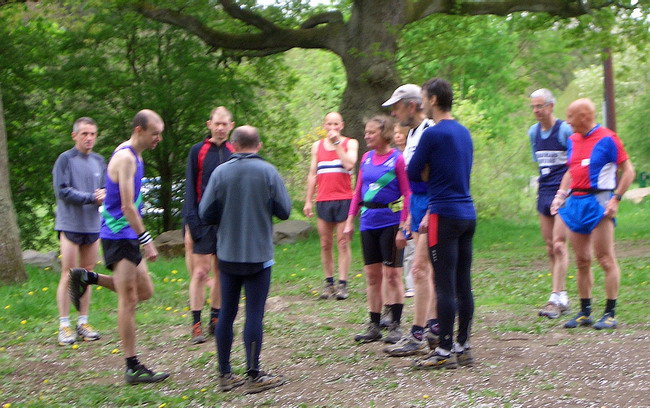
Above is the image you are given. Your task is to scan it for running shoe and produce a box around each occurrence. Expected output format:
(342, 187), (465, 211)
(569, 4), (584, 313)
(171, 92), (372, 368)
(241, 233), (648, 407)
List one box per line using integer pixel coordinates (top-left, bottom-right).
(354, 322), (382, 343)
(425, 326), (439, 350)
(384, 322), (402, 344)
(68, 268), (90, 312)
(125, 364), (170, 384)
(383, 332), (427, 357)
(58, 326), (76, 346)
(539, 301), (569, 319)
(208, 316), (218, 337)
(244, 371), (286, 394)
(319, 283), (336, 300)
(404, 288), (415, 298)
(191, 322), (205, 344)
(76, 323), (100, 341)
(564, 311), (593, 328)
(219, 372), (246, 392)
(412, 349), (458, 370)
(455, 347), (474, 367)
(593, 312), (617, 330)
(379, 305), (392, 328)
(335, 283), (349, 300)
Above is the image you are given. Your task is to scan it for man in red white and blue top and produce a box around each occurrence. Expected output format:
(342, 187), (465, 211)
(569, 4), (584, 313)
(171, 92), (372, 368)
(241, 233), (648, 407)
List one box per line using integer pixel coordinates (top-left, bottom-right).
(551, 98), (636, 331)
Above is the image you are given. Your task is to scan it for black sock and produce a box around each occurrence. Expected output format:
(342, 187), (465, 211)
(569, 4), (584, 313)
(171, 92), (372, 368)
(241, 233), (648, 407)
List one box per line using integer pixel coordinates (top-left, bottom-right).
(192, 310), (202, 325)
(390, 303), (404, 324)
(125, 356), (140, 370)
(86, 270), (99, 285)
(247, 369), (259, 379)
(427, 318), (438, 330)
(325, 277), (334, 285)
(411, 325), (424, 341)
(210, 308), (220, 319)
(605, 299), (617, 316)
(580, 298), (592, 315)
(338, 280), (347, 286)
(370, 312), (381, 325)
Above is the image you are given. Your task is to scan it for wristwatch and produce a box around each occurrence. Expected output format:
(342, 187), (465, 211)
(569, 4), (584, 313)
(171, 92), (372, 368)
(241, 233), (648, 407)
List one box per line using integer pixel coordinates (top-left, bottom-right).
(613, 193), (623, 201)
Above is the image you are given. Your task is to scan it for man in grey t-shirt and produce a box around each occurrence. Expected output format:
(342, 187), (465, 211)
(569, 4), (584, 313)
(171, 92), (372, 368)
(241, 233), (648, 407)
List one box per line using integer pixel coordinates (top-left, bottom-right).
(52, 117), (106, 346)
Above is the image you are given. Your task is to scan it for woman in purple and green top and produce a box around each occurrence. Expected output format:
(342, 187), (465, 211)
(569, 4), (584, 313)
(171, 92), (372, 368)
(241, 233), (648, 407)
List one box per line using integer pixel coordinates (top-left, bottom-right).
(344, 115), (411, 345)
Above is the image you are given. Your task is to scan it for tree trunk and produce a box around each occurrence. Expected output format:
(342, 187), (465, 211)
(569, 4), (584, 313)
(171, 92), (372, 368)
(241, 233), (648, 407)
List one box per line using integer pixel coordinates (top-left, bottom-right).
(338, 0), (403, 147)
(0, 87), (27, 284)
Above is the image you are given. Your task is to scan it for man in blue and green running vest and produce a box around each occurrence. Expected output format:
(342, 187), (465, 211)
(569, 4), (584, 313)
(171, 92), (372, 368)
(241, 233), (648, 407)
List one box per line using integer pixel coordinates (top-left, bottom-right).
(69, 109), (169, 384)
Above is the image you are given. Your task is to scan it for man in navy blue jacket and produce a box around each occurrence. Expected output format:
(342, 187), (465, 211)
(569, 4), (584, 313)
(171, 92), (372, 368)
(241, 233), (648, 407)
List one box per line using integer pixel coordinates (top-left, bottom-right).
(183, 106), (234, 343)
(408, 78), (476, 370)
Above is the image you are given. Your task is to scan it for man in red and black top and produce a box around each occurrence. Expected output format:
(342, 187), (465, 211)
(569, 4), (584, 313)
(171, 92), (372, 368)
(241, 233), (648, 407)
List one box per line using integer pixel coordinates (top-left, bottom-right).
(183, 106), (235, 343)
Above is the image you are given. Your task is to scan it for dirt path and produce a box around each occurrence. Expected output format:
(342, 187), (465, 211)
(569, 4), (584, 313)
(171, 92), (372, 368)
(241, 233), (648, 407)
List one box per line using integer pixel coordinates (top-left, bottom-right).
(4, 240), (649, 407)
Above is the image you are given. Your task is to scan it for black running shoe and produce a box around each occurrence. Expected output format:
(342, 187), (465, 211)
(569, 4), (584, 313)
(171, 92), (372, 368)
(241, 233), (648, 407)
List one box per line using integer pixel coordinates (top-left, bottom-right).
(68, 268), (89, 312)
(125, 364), (170, 385)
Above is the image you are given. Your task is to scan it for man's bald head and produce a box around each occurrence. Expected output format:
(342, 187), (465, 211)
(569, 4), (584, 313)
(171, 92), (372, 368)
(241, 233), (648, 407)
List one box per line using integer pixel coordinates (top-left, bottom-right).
(231, 125), (261, 151)
(323, 112), (344, 133)
(566, 98), (596, 135)
(132, 109), (164, 131)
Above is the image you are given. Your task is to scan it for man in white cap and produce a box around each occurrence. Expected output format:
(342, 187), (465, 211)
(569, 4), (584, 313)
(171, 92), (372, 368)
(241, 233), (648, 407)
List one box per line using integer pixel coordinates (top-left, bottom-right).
(382, 84), (439, 356)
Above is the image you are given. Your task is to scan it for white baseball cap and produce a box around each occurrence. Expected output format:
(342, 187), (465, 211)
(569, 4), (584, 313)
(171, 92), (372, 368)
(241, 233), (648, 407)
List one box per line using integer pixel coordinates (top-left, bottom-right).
(382, 84), (422, 107)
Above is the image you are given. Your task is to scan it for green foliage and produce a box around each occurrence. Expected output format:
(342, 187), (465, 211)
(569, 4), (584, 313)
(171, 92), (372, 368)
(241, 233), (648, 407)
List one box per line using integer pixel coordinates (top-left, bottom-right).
(2, 1), (302, 248)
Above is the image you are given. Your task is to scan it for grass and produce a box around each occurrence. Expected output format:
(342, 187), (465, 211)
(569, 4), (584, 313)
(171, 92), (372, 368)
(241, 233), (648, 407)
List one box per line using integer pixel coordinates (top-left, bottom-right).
(0, 200), (649, 406)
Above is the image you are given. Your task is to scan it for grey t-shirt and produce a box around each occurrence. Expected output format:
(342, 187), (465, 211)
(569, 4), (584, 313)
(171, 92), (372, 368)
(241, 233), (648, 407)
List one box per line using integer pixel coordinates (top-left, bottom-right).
(52, 147), (106, 233)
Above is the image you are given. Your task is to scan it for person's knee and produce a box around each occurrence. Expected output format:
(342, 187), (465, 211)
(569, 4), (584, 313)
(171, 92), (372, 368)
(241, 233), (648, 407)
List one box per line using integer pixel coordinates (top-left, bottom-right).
(552, 240), (567, 257)
(191, 267), (210, 283)
(320, 237), (333, 252)
(138, 286), (154, 301)
(411, 262), (430, 283)
(595, 251), (617, 273)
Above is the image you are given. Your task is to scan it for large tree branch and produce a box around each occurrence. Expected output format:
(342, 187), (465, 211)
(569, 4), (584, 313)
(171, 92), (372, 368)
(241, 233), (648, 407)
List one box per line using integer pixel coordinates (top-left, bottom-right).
(135, 2), (345, 55)
(218, 0), (279, 33)
(406, 0), (619, 23)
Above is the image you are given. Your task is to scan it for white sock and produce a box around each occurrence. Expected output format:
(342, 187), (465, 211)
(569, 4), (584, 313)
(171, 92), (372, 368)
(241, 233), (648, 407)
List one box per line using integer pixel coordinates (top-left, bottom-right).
(60, 317), (71, 328)
(549, 292), (560, 304)
(436, 347), (451, 356)
(559, 291), (569, 306)
(453, 341), (471, 353)
(77, 315), (88, 326)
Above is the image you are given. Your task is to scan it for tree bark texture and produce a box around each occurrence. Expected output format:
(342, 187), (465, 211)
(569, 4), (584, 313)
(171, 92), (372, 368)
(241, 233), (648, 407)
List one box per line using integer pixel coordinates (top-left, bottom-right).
(0, 87), (27, 284)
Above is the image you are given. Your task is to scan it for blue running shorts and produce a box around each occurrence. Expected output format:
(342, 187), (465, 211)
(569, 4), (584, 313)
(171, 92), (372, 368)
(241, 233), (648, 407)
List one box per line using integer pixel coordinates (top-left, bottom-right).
(559, 194), (608, 234)
(410, 193), (428, 233)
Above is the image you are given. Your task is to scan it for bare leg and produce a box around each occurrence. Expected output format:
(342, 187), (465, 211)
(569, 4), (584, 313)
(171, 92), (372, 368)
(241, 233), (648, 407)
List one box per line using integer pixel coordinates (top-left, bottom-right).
(190, 254), (211, 311)
(114, 259), (154, 358)
(592, 219), (619, 300)
(551, 216), (569, 293)
(412, 232), (434, 327)
(335, 221), (350, 282)
(569, 231), (593, 299)
(317, 219), (336, 280)
(383, 266), (404, 305)
(365, 263), (383, 313)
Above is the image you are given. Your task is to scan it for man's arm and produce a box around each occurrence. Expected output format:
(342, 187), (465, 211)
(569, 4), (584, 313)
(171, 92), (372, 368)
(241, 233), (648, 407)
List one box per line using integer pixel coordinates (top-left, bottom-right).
(271, 170), (292, 220)
(302, 141), (319, 218)
(198, 171), (221, 226)
(605, 159), (635, 218)
(183, 146), (201, 238)
(53, 154), (96, 205)
(550, 171), (572, 215)
(337, 138), (358, 171)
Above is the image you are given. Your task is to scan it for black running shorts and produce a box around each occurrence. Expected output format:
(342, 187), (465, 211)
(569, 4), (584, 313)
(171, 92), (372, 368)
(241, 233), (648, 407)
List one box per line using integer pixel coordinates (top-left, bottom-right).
(59, 231), (100, 246)
(316, 199), (351, 223)
(360, 224), (404, 267)
(101, 239), (142, 271)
